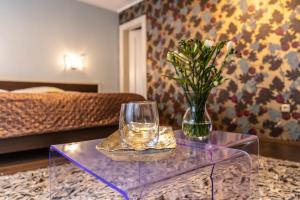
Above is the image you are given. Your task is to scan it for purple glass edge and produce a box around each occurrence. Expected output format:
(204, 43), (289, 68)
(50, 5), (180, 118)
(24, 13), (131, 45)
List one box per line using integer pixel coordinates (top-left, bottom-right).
(49, 145), (129, 200)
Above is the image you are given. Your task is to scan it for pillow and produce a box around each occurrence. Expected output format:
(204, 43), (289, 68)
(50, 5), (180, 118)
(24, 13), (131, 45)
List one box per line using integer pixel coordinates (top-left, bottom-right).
(0, 89), (8, 93)
(12, 86), (65, 93)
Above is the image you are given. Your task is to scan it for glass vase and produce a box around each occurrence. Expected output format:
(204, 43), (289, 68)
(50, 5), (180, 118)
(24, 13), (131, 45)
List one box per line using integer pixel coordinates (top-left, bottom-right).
(182, 93), (212, 140)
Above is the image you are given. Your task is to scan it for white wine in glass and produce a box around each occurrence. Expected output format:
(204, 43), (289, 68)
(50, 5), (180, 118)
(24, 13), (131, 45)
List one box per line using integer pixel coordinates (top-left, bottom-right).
(119, 101), (159, 150)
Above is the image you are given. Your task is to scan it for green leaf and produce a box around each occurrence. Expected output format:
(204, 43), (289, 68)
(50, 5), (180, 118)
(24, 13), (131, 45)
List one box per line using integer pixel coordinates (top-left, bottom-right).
(164, 39), (234, 95)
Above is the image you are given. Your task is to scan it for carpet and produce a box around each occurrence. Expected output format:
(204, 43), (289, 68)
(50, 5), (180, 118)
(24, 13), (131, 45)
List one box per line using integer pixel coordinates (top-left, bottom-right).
(0, 156), (299, 200)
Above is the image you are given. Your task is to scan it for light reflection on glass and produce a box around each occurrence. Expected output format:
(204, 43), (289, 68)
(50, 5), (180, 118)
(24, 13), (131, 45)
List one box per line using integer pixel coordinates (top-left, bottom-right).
(64, 143), (80, 153)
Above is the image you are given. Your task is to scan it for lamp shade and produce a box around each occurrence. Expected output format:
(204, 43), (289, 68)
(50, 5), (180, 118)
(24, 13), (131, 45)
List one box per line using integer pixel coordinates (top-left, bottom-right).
(64, 54), (84, 71)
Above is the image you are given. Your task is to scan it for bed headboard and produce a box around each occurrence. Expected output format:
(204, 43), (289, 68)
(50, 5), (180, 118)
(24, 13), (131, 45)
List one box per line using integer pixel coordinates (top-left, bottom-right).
(0, 81), (98, 93)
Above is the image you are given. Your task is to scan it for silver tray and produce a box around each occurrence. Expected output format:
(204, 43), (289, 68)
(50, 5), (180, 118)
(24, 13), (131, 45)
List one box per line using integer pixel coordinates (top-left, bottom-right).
(96, 126), (176, 161)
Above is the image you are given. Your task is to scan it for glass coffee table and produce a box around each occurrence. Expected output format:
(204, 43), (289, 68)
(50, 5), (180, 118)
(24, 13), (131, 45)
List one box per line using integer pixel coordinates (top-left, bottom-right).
(49, 131), (258, 199)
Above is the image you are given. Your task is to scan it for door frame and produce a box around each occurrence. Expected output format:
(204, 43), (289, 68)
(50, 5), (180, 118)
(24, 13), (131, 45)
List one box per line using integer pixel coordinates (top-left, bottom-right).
(119, 15), (147, 98)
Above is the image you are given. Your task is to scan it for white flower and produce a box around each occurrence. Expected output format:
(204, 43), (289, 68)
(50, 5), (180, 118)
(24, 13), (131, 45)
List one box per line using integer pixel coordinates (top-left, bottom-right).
(227, 41), (235, 51)
(204, 40), (214, 48)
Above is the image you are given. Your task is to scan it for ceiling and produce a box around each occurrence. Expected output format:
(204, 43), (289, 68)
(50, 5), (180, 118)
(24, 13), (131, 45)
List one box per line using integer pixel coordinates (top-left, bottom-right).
(77, 0), (143, 13)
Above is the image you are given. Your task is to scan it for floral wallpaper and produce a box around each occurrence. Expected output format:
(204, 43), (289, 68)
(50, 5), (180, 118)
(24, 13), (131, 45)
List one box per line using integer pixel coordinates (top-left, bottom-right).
(120, 0), (300, 142)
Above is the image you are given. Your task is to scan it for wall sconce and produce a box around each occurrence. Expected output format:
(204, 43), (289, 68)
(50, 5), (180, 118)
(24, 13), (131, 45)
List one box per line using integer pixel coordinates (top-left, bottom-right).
(64, 54), (84, 71)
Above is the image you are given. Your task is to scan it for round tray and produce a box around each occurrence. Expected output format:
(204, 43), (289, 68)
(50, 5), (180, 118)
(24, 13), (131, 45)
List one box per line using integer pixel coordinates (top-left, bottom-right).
(96, 126), (176, 161)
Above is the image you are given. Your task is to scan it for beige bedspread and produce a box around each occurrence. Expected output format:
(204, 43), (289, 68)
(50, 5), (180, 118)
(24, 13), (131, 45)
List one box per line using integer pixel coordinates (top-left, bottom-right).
(0, 92), (144, 139)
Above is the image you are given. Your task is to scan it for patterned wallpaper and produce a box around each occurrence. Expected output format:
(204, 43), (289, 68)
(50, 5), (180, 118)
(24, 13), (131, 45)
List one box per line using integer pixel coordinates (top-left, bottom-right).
(120, 0), (300, 142)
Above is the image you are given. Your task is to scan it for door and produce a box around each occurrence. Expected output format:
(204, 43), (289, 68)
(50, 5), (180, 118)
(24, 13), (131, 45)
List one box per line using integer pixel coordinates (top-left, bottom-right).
(128, 28), (146, 97)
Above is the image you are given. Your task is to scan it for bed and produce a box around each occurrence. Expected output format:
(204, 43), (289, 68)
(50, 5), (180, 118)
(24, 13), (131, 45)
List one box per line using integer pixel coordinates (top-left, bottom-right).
(0, 81), (144, 154)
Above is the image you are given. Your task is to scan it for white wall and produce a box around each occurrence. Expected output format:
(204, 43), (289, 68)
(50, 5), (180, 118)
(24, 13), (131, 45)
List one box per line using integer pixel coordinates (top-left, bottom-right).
(0, 0), (119, 92)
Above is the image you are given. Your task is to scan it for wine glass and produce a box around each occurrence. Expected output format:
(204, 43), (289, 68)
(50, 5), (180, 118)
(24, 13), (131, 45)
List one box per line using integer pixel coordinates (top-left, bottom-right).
(119, 101), (159, 150)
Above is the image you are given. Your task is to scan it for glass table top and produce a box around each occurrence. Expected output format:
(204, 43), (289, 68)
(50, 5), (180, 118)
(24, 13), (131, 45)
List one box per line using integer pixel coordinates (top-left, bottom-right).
(50, 131), (255, 198)
(175, 130), (259, 148)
